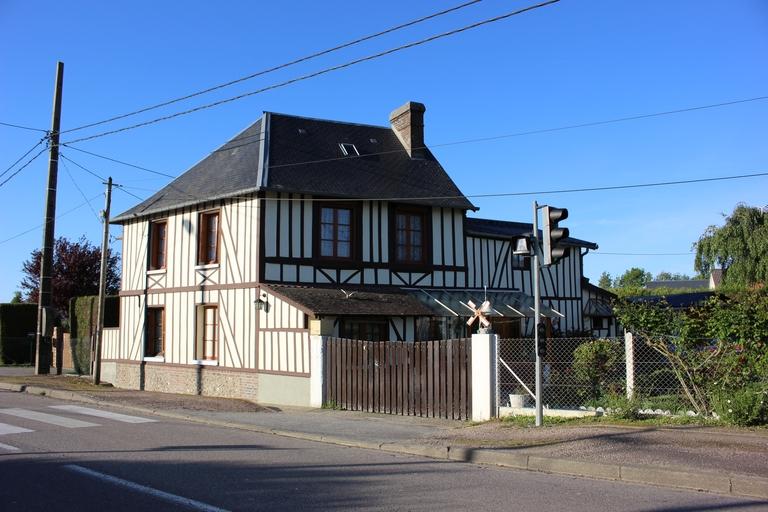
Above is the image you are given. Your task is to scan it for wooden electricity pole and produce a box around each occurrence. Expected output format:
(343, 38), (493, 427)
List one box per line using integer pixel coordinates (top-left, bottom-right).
(93, 177), (113, 385)
(35, 61), (64, 375)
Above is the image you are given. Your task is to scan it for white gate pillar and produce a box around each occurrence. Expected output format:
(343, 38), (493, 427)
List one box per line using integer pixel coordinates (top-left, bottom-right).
(625, 331), (635, 400)
(309, 335), (326, 408)
(471, 332), (498, 422)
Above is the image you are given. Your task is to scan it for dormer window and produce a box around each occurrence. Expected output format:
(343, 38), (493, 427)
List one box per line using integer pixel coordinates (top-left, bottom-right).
(339, 143), (359, 156)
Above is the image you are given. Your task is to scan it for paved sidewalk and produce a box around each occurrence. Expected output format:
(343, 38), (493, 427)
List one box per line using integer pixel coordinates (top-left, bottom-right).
(1, 377), (767, 501)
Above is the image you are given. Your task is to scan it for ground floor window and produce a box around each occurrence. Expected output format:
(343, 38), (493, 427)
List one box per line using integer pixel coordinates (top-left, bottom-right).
(145, 307), (164, 357)
(339, 318), (389, 341)
(196, 305), (219, 360)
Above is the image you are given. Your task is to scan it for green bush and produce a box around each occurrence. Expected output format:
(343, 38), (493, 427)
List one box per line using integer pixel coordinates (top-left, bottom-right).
(710, 384), (768, 426)
(68, 295), (119, 374)
(573, 338), (623, 402)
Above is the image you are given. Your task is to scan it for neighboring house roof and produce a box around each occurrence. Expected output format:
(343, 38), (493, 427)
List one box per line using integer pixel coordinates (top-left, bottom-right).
(113, 111), (475, 223)
(465, 217), (598, 249)
(645, 280), (709, 290)
(629, 292), (715, 309)
(710, 269), (723, 288)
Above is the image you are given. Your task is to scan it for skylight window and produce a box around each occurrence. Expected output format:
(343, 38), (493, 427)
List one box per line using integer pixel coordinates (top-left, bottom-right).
(339, 143), (359, 156)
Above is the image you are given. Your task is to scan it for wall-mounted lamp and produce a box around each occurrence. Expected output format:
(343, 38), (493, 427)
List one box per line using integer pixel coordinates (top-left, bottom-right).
(254, 292), (269, 312)
(513, 238), (531, 255)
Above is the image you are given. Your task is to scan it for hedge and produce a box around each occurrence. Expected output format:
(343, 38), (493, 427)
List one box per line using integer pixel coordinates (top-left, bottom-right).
(68, 295), (119, 374)
(0, 303), (38, 364)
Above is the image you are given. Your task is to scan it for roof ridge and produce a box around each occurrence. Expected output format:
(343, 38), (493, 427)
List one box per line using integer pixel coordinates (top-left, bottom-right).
(265, 111), (392, 131)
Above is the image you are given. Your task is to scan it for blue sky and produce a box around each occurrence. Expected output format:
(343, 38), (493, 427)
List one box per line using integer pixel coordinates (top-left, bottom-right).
(1, 0), (766, 300)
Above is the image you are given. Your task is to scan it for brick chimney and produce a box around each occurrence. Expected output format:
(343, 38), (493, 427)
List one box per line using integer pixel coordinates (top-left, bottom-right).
(389, 101), (426, 159)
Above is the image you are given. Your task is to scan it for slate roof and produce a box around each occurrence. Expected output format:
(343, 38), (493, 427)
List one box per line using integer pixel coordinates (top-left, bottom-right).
(265, 285), (437, 317)
(629, 292), (715, 309)
(645, 280), (710, 290)
(465, 217), (598, 249)
(113, 119), (264, 222)
(113, 111), (475, 223)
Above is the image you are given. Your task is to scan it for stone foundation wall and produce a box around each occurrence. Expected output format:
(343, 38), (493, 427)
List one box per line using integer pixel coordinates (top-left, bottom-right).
(109, 361), (259, 401)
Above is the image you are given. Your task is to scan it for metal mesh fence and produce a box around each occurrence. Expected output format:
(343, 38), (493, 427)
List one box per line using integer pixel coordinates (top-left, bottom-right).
(497, 336), (686, 412)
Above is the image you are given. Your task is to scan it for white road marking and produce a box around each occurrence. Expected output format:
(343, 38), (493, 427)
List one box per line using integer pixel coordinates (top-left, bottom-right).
(0, 441), (20, 451)
(0, 408), (99, 428)
(49, 405), (157, 424)
(0, 421), (33, 435)
(63, 465), (230, 512)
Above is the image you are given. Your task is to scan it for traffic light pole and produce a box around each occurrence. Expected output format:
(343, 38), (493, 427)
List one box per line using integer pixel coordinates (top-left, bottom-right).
(532, 200), (543, 427)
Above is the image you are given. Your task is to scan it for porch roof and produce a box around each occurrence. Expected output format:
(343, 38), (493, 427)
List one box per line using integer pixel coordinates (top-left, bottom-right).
(407, 288), (563, 319)
(264, 284), (563, 319)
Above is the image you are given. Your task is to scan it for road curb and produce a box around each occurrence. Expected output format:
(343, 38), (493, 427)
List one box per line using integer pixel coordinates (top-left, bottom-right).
(0, 382), (25, 392)
(3, 380), (768, 500)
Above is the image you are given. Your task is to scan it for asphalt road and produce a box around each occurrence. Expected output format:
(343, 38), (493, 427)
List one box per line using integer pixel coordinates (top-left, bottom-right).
(1, 390), (767, 512)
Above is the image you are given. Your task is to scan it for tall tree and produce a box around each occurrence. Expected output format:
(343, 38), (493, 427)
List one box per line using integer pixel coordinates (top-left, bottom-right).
(614, 267), (652, 289)
(598, 271), (613, 289)
(694, 203), (768, 287)
(20, 236), (120, 318)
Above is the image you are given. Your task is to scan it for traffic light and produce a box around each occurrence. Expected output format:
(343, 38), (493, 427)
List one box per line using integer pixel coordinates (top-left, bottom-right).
(542, 206), (569, 266)
(536, 322), (547, 358)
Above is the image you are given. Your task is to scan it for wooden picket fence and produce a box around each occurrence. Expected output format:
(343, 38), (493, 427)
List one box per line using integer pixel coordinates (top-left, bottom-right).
(323, 338), (472, 420)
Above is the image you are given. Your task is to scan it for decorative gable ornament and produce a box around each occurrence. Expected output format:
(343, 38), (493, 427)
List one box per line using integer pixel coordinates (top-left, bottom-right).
(466, 300), (491, 328)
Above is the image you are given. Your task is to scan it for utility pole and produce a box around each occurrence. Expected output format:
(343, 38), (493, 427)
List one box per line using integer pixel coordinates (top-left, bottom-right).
(93, 177), (113, 385)
(35, 61), (64, 375)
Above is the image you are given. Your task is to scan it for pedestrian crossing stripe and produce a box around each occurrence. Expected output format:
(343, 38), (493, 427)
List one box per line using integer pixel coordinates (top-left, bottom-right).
(0, 408), (99, 428)
(0, 421), (33, 435)
(49, 405), (156, 424)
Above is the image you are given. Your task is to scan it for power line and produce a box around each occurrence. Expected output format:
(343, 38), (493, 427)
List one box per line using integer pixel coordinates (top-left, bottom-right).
(0, 121), (47, 133)
(60, 0), (483, 135)
(0, 147), (48, 188)
(593, 252), (694, 256)
(60, 153), (107, 181)
(0, 138), (47, 179)
(61, 144), (175, 178)
(60, 157), (102, 222)
(189, 94), (768, 171)
(114, 185), (146, 202)
(62, 0), (560, 145)
(115, 167), (768, 208)
(56, 89), (768, 201)
(0, 193), (103, 245)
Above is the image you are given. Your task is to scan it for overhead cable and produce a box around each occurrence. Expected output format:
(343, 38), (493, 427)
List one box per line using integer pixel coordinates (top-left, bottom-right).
(60, 0), (483, 135)
(62, 0), (561, 145)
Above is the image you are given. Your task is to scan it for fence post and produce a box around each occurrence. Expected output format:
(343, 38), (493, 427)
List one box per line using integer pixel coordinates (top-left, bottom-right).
(309, 335), (326, 408)
(625, 330), (635, 400)
(471, 332), (498, 422)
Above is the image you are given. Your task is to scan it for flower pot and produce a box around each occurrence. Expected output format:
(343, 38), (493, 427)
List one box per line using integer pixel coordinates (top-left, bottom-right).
(509, 393), (526, 408)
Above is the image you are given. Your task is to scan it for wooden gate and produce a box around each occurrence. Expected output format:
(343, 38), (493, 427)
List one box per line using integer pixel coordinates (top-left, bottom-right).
(324, 338), (471, 420)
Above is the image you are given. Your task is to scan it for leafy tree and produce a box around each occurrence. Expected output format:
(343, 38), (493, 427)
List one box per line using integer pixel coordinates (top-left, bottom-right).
(19, 236), (120, 319)
(9, 291), (23, 303)
(694, 203), (768, 287)
(614, 267), (652, 289)
(598, 272), (613, 289)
